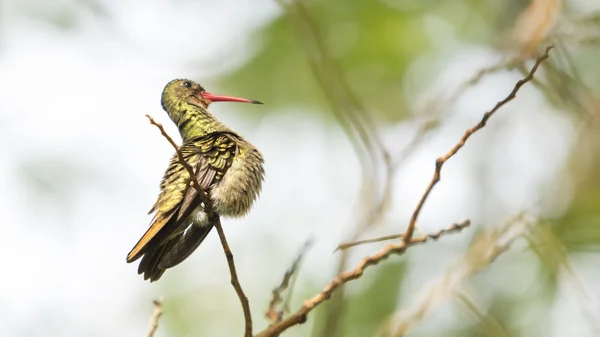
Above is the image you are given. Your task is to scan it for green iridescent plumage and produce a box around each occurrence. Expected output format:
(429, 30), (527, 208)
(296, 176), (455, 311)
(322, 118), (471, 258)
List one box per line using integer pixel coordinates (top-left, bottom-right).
(126, 79), (264, 281)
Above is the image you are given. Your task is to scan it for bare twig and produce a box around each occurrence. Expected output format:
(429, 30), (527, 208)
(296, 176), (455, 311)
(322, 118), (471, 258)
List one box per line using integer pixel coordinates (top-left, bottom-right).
(145, 115), (205, 206)
(213, 217), (253, 337)
(417, 58), (520, 127)
(145, 115), (253, 337)
(254, 221), (470, 337)
(402, 46), (553, 242)
(392, 212), (534, 336)
(341, 48), (550, 251)
(146, 297), (164, 337)
(337, 220), (471, 251)
(266, 238), (314, 324)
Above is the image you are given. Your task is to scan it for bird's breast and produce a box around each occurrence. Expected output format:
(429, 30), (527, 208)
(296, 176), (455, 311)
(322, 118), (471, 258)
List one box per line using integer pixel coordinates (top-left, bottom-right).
(210, 145), (264, 217)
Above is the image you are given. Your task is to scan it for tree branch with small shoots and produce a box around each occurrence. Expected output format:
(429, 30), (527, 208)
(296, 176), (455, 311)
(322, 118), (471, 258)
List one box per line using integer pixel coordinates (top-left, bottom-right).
(399, 46), (551, 242)
(254, 221), (470, 337)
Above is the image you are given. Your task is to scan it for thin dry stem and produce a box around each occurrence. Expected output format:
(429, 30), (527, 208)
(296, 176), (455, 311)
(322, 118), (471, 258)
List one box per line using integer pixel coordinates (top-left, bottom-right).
(146, 297), (164, 337)
(266, 238), (314, 324)
(418, 58), (519, 126)
(146, 115), (253, 337)
(214, 217), (253, 337)
(337, 220), (470, 251)
(145, 115), (207, 211)
(402, 46), (553, 242)
(254, 221), (470, 337)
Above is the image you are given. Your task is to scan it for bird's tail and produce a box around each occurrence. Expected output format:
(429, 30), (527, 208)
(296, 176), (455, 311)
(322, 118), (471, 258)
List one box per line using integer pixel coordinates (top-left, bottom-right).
(137, 223), (213, 282)
(157, 223), (214, 270)
(137, 239), (176, 282)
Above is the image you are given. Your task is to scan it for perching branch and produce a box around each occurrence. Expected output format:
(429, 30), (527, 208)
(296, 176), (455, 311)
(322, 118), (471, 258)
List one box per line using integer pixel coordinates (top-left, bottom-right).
(254, 220), (470, 337)
(213, 214), (253, 337)
(401, 45), (553, 242)
(145, 115), (205, 205)
(145, 115), (253, 337)
(146, 297), (164, 337)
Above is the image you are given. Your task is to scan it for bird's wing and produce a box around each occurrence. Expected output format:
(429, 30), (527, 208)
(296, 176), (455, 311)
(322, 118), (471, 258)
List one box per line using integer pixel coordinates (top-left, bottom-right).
(126, 133), (237, 263)
(177, 133), (237, 220)
(157, 223), (214, 269)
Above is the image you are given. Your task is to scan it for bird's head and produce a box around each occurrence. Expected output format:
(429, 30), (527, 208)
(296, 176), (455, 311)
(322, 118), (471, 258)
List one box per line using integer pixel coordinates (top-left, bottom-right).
(161, 79), (262, 120)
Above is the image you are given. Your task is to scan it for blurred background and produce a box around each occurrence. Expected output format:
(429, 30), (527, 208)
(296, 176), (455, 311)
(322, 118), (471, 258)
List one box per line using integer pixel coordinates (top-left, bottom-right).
(1, 0), (600, 336)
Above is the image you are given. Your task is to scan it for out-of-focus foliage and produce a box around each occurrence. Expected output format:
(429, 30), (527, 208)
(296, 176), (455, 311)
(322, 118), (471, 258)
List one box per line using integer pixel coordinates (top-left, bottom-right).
(221, 1), (431, 121)
(219, 0), (537, 121)
(553, 128), (600, 253)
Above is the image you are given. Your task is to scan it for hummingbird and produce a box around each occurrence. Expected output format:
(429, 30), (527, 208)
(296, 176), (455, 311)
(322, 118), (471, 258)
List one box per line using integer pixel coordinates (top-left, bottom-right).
(126, 79), (265, 281)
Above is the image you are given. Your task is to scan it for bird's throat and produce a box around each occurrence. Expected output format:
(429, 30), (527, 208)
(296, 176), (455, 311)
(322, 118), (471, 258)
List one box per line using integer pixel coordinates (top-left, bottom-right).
(177, 104), (227, 140)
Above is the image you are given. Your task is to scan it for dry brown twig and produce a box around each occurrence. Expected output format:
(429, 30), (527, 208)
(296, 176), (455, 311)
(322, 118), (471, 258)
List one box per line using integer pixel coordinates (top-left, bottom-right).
(335, 46), (553, 251)
(146, 115), (204, 205)
(266, 238), (315, 324)
(146, 297), (164, 337)
(254, 220), (470, 337)
(337, 220), (470, 251)
(401, 45), (553, 241)
(417, 57), (519, 128)
(145, 115), (253, 337)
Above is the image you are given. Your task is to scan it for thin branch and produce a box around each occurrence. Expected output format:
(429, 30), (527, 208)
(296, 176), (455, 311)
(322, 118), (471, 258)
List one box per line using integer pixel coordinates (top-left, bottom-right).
(402, 45), (553, 242)
(417, 57), (519, 126)
(336, 220), (470, 251)
(213, 216), (253, 337)
(145, 115), (253, 337)
(253, 221), (470, 337)
(266, 238), (314, 324)
(146, 297), (164, 337)
(145, 115), (205, 206)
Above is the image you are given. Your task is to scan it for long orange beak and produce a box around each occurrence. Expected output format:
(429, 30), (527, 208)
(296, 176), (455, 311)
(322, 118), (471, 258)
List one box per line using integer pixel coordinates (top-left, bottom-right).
(202, 91), (263, 105)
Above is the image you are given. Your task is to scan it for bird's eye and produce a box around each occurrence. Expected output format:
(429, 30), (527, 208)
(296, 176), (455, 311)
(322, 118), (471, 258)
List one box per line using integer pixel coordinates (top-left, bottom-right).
(183, 81), (191, 88)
